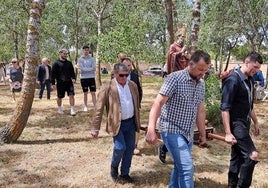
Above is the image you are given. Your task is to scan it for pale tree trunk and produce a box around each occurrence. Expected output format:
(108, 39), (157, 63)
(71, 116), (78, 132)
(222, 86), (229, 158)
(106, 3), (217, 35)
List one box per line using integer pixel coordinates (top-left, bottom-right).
(95, 16), (102, 88)
(165, 0), (174, 45)
(86, 0), (111, 88)
(13, 21), (19, 59)
(74, 0), (82, 79)
(190, 0), (201, 54)
(0, 0), (45, 143)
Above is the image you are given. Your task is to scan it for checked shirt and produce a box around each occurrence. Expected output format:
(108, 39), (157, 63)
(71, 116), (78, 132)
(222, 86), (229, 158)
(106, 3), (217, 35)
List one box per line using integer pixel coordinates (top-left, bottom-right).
(158, 69), (205, 142)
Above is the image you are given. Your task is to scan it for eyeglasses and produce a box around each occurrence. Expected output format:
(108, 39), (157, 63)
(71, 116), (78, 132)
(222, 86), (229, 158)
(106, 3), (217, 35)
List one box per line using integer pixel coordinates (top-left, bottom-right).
(119, 74), (129, 78)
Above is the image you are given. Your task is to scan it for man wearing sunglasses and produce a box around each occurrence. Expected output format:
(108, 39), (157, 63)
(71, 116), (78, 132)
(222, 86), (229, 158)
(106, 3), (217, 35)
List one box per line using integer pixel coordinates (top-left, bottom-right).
(122, 58), (143, 155)
(91, 63), (140, 184)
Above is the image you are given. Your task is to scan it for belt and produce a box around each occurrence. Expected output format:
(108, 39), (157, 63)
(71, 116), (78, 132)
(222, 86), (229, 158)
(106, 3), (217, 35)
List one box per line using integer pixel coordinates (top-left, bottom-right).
(121, 116), (134, 122)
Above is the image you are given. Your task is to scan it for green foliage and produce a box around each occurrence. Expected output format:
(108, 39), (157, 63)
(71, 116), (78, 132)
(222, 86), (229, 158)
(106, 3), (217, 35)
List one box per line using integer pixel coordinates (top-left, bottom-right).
(205, 74), (222, 127)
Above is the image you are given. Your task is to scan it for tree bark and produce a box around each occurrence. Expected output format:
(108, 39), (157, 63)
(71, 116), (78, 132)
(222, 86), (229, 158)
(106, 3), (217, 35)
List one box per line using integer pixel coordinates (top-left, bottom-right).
(190, 0), (201, 54)
(0, 0), (45, 143)
(165, 0), (174, 45)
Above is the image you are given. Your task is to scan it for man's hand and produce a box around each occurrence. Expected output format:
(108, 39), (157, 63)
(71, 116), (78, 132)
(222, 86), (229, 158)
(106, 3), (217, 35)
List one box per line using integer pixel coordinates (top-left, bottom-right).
(253, 123), (260, 136)
(225, 133), (237, 145)
(91, 130), (99, 138)
(198, 135), (207, 148)
(51, 85), (56, 90)
(145, 127), (158, 145)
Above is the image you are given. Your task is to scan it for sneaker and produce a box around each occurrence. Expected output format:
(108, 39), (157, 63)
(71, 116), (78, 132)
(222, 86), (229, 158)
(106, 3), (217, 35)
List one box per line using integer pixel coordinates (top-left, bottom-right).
(70, 108), (76, 116)
(83, 106), (88, 112)
(158, 145), (166, 164)
(110, 166), (118, 182)
(58, 107), (64, 114)
(120, 174), (134, 183)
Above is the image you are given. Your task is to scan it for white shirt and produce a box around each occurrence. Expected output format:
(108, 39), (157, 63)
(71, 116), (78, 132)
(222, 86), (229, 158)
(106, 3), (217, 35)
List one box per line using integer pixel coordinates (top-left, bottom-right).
(115, 80), (134, 120)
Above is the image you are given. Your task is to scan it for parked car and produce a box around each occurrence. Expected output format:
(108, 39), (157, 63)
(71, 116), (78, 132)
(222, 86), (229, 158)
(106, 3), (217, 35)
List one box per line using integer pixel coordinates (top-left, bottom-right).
(142, 70), (155, 76)
(147, 66), (163, 76)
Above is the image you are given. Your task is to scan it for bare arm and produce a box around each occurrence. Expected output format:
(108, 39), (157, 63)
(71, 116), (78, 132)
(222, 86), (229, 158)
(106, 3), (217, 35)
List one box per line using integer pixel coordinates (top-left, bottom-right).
(196, 103), (206, 146)
(146, 94), (169, 145)
(250, 110), (260, 136)
(221, 110), (237, 145)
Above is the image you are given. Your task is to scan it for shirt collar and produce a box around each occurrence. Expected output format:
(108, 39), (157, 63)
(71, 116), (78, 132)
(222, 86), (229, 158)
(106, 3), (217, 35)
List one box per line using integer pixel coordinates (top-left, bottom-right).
(235, 68), (247, 81)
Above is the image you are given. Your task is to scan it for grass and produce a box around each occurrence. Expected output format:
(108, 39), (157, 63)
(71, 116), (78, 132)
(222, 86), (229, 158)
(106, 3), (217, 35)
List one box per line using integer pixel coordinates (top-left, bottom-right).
(0, 75), (268, 188)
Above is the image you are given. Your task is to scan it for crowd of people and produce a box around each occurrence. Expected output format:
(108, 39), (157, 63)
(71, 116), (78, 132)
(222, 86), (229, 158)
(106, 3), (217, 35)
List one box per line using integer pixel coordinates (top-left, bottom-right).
(2, 41), (264, 187)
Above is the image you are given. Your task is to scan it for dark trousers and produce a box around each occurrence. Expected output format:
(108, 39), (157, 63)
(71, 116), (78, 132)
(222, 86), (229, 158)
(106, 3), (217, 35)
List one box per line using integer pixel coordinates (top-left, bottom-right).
(228, 120), (258, 188)
(39, 80), (51, 99)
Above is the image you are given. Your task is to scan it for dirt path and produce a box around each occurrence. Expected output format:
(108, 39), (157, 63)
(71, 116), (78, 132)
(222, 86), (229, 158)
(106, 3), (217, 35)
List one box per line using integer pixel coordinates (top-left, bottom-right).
(0, 83), (267, 188)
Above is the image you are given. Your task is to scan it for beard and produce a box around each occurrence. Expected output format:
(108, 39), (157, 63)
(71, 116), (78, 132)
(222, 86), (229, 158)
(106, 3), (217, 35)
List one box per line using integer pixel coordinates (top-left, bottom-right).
(189, 72), (199, 81)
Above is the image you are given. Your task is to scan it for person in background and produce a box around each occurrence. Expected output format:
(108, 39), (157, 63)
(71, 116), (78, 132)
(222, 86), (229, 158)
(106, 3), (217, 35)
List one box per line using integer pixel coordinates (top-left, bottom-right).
(9, 58), (23, 102)
(77, 45), (96, 112)
(253, 70), (265, 100)
(122, 58), (143, 155)
(166, 24), (190, 75)
(36, 57), (51, 100)
(221, 52), (263, 188)
(91, 63), (140, 183)
(146, 50), (210, 188)
(51, 49), (76, 116)
(0, 63), (7, 85)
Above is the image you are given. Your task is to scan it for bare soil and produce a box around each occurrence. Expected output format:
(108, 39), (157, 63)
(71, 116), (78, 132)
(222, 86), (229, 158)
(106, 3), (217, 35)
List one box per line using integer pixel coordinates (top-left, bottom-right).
(0, 79), (267, 188)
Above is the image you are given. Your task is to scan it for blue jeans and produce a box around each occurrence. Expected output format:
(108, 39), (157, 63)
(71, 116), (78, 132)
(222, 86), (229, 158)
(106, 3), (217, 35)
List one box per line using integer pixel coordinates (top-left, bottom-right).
(161, 132), (194, 188)
(111, 117), (136, 176)
(39, 79), (51, 99)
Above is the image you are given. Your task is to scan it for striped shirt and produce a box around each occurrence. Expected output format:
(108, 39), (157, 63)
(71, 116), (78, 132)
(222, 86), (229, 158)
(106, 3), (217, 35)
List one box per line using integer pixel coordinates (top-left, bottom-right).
(158, 69), (205, 142)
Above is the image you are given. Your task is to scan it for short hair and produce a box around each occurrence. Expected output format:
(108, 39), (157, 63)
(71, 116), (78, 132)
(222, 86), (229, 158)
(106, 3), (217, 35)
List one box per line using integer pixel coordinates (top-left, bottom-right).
(190, 50), (211, 64)
(113, 63), (129, 74)
(82, 45), (89, 49)
(11, 58), (18, 63)
(243, 51), (263, 64)
(41, 57), (50, 63)
(59, 49), (68, 53)
(122, 57), (131, 63)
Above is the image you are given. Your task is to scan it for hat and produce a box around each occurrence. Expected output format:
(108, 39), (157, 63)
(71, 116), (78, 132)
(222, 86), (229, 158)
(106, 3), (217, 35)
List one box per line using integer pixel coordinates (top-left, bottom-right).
(59, 49), (68, 53)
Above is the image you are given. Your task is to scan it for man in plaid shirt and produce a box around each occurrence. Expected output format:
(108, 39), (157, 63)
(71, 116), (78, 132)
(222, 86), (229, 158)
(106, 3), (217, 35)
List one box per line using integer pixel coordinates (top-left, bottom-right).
(146, 50), (211, 188)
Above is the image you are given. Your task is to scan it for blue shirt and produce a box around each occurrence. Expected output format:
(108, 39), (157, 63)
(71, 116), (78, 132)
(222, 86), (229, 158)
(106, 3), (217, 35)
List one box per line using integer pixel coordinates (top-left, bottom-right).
(253, 70), (265, 87)
(158, 69), (205, 142)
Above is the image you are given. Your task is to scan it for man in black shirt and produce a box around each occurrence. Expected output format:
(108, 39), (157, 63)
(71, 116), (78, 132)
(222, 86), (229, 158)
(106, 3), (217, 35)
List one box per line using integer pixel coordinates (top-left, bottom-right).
(51, 49), (76, 115)
(220, 52), (263, 188)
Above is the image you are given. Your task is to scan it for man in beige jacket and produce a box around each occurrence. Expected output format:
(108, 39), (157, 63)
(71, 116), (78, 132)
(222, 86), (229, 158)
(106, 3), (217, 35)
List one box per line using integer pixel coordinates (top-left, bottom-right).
(91, 63), (140, 183)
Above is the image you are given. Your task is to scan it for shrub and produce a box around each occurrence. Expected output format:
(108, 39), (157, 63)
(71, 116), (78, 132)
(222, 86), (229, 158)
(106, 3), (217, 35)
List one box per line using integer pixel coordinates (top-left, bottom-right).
(205, 74), (222, 127)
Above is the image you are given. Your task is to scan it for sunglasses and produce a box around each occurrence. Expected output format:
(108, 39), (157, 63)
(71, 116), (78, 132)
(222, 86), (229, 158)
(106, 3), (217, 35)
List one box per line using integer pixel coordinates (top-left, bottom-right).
(12, 61), (17, 63)
(119, 74), (129, 78)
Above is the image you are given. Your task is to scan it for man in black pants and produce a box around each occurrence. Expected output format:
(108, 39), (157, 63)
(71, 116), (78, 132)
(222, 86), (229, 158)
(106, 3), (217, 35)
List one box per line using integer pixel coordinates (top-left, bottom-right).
(51, 49), (76, 116)
(221, 52), (262, 188)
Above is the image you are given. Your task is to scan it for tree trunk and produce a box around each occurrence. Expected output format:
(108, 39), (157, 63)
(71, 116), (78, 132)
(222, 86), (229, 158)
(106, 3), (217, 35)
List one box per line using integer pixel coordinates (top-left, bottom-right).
(165, 0), (174, 45)
(95, 15), (102, 88)
(13, 21), (19, 59)
(190, 0), (201, 54)
(0, 0), (45, 143)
